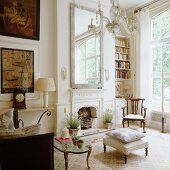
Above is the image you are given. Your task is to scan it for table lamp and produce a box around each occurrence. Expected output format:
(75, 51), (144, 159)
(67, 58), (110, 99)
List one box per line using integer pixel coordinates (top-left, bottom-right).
(36, 78), (56, 108)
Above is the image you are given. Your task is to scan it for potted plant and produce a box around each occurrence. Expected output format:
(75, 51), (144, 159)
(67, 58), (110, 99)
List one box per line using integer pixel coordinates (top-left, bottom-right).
(77, 139), (84, 149)
(72, 135), (79, 146)
(104, 109), (113, 129)
(66, 113), (81, 136)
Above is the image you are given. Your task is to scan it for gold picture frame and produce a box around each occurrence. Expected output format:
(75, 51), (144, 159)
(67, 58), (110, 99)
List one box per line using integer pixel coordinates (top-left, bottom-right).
(0, 0), (40, 40)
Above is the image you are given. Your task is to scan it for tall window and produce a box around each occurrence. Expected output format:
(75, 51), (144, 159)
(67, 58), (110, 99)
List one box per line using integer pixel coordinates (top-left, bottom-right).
(75, 34), (100, 84)
(151, 9), (170, 112)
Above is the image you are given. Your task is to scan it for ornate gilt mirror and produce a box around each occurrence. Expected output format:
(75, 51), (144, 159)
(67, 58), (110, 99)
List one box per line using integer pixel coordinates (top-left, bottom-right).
(70, 3), (103, 89)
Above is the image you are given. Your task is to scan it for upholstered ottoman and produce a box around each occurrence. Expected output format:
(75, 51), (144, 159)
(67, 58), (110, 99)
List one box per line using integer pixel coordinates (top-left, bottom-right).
(103, 128), (148, 163)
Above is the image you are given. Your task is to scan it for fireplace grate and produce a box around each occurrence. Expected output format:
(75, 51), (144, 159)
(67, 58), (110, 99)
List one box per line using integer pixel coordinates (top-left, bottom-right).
(78, 107), (96, 129)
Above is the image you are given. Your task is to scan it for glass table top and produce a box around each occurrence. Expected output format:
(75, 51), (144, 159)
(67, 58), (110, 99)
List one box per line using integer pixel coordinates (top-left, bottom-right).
(54, 138), (90, 153)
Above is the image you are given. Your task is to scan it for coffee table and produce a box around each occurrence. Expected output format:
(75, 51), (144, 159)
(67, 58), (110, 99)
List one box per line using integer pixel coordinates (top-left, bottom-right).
(54, 138), (92, 170)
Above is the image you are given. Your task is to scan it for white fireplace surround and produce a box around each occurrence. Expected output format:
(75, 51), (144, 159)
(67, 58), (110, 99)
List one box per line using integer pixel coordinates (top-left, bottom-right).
(69, 89), (105, 128)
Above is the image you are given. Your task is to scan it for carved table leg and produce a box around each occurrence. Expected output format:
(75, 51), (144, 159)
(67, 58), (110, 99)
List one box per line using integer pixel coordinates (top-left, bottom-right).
(124, 155), (127, 164)
(64, 151), (69, 170)
(86, 145), (92, 169)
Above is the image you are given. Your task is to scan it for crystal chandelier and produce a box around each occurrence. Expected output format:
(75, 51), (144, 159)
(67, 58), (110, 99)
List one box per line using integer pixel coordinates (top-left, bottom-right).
(88, 0), (137, 36)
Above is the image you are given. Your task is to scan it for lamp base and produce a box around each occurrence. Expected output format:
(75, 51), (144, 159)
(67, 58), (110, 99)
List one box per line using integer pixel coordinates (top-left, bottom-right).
(43, 91), (49, 108)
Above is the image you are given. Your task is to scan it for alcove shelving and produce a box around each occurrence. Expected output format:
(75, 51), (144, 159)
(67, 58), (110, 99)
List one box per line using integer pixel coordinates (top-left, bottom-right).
(115, 36), (132, 99)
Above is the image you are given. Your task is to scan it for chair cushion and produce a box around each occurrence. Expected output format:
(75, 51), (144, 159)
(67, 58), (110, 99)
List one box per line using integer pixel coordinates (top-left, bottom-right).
(106, 128), (145, 143)
(0, 124), (41, 139)
(124, 114), (144, 120)
(0, 108), (14, 130)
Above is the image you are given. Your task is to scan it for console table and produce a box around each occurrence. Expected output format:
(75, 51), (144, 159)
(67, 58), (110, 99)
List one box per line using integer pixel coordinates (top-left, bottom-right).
(13, 107), (54, 128)
(0, 133), (54, 170)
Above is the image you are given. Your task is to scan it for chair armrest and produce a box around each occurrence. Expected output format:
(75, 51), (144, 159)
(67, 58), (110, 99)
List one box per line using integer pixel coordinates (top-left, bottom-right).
(121, 106), (128, 117)
(121, 106), (127, 110)
(142, 107), (147, 118)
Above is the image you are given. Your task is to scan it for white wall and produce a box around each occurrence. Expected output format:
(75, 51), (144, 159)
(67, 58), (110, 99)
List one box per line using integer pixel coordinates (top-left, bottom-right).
(0, 0), (115, 134)
(0, 0), (57, 132)
(56, 0), (115, 134)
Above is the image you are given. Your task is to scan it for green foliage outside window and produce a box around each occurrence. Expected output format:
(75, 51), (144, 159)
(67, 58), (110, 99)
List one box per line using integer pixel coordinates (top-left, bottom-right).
(152, 9), (170, 108)
(152, 9), (170, 40)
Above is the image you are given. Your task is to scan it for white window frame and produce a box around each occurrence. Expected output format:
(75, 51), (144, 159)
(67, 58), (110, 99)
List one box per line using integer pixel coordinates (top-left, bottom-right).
(75, 34), (100, 84)
(150, 8), (170, 113)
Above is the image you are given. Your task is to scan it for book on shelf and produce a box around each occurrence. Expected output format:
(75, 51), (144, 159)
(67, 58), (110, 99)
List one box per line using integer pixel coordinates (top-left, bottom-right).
(116, 39), (129, 47)
(116, 53), (119, 59)
(125, 62), (130, 69)
(116, 61), (130, 69)
(123, 48), (129, 53)
(115, 70), (130, 79)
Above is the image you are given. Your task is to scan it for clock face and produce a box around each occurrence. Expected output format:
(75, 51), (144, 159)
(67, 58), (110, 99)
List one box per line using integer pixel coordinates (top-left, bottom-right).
(13, 89), (26, 109)
(16, 93), (25, 102)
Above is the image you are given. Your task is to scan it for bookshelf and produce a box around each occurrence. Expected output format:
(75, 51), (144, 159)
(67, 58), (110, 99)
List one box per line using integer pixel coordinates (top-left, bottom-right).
(115, 36), (133, 98)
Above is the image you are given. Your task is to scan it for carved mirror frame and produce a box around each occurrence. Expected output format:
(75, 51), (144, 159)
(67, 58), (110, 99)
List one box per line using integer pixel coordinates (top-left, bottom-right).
(70, 3), (104, 89)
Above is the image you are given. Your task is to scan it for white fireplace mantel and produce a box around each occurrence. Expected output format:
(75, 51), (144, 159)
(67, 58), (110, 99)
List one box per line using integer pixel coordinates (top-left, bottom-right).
(69, 88), (106, 97)
(69, 88), (105, 128)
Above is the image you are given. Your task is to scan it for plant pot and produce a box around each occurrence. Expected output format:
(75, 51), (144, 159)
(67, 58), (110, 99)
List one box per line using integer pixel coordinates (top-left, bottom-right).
(72, 139), (79, 146)
(68, 128), (79, 136)
(77, 140), (84, 149)
(105, 122), (113, 129)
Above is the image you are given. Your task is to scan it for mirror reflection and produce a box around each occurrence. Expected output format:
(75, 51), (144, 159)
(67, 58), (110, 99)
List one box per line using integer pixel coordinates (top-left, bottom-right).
(71, 4), (103, 88)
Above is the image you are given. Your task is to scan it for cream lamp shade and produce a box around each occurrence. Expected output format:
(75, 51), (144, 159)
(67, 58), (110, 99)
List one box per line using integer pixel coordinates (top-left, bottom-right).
(36, 78), (56, 108)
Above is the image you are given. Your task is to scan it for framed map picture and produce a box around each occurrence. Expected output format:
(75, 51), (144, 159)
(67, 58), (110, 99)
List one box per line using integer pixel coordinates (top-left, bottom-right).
(0, 0), (40, 40)
(1, 47), (34, 93)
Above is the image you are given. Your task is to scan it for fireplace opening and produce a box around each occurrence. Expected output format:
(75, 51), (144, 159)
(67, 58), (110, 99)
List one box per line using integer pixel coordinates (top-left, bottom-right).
(78, 107), (97, 129)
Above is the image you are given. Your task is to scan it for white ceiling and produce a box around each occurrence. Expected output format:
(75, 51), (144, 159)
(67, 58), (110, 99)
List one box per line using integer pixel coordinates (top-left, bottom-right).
(91, 0), (154, 9)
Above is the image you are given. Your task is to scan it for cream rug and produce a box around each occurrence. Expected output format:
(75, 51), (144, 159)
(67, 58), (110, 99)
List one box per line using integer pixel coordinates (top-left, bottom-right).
(54, 128), (170, 170)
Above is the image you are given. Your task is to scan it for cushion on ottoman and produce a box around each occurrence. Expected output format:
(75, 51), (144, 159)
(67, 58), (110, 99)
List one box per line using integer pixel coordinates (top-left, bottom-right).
(106, 128), (145, 143)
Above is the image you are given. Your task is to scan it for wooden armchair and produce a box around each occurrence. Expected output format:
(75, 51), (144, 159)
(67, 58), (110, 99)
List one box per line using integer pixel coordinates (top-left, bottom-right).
(122, 98), (147, 133)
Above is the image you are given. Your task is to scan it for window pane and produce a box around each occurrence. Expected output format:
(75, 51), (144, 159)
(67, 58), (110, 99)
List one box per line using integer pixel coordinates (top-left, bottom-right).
(152, 45), (161, 72)
(75, 35), (100, 84)
(164, 77), (170, 112)
(86, 58), (96, 78)
(78, 43), (85, 60)
(152, 9), (170, 40)
(162, 43), (170, 105)
(76, 44), (85, 83)
(153, 78), (161, 98)
(86, 38), (95, 57)
(164, 78), (170, 88)
(164, 78), (170, 98)
(151, 10), (170, 113)
(97, 57), (100, 78)
(96, 36), (100, 55)
(162, 42), (170, 73)
(88, 80), (97, 84)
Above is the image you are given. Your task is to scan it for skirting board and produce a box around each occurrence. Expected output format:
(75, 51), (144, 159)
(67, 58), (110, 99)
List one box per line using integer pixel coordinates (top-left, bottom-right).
(149, 120), (170, 132)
